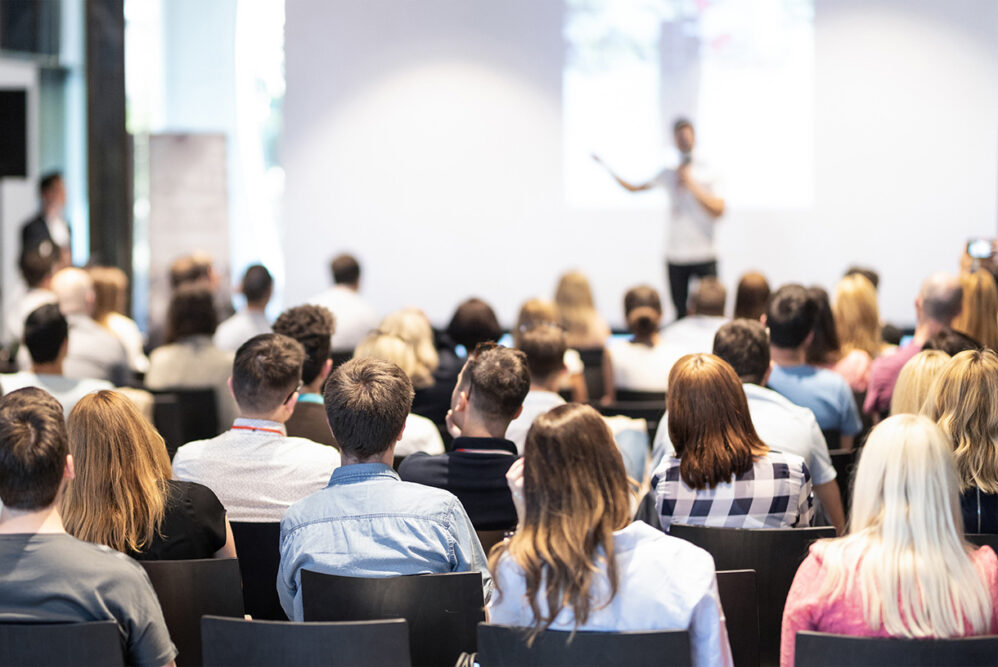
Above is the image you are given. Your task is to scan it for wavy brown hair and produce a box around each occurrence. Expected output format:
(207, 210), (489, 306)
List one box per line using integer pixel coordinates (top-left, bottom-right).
(667, 354), (768, 489)
(489, 403), (631, 639)
(61, 390), (172, 553)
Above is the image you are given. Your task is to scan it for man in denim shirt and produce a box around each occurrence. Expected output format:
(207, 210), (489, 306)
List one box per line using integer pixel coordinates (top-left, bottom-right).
(277, 357), (491, 621)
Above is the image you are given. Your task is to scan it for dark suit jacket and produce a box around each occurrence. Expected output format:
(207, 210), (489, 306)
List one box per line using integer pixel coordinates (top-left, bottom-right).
(285, 400), (337, 448)
(21, 213), (71, 254)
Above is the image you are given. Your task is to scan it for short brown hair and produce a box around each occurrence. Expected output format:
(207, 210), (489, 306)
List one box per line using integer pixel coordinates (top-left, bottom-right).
(461, 344), (530, 422)
(232, 334), (306, 413)
(447, 298), (502, 351)
(0, 388), (68, 510)
(712, 319), (770, 385)
(273, 305), (336, 385)
(733, 272), (770, 320)
(324, 357), (413, 458)
(517, 325), (567, 381)
(331, 254), (360, 285)
(689, 277), (726, 316)
(166, 284), (218, 343)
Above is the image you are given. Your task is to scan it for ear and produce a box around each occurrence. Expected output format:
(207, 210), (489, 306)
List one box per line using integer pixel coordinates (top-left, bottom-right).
(64, 454), (75, 481)
(227, 376), (235, 400)
(803, 330), (815, 348)
(454, 389), (470, 414)
(396, 421), (407, 443)
(762, 362), (773, 386)
(760, 313), (767, 326)
(320, 358), (333, 381)
(512, 405), (523, 420)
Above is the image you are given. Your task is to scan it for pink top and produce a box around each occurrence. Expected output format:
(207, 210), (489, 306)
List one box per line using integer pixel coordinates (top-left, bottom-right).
(863, 342), (920, 414)
(780, 544), (998, 667)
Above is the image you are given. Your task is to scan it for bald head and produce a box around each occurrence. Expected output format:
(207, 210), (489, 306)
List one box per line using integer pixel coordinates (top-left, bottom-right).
(51, 267), (94, 316)
(918, 273), (962, 326)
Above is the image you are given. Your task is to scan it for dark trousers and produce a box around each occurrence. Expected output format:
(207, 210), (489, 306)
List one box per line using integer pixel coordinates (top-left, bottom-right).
(667, 260), (718, 319)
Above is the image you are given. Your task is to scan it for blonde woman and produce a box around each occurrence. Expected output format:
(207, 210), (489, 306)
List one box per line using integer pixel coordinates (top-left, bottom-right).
(952, 269), (998, 350)
(830, 274), (883, 392)
(514, 298), (587, 402)
(376, 308), (439, 389)
(780, 415), (998, 666)
(61, 390), (236, 560)
(922, 349), (998, 534)
(889, 350), (950, 415)
(89, 265), (149, 374)
(554, 271), (611, 350)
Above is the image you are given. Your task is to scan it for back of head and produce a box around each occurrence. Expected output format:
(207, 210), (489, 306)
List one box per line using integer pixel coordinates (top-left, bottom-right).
(62, 390), (172, 552)
(355, 330), (433, 390)
(0, 387), (67, 510)
(241, 264), (274, 305)
(890, 350), (950, 416)
(461, 344), (530, 423)
(823, 414), (993, 637)
(51, 267), (94, 316)
(623, 285), (662, 337)
(805, 286), (840, 365)
(330, 253), (361, 286)
(513, 298), (559, 348)
(834, 274), (882, 358)
(166, 284), (218, 343)
(918, 272), (963, 326)
(766, 284), (817, 349)
(377, 308), (439, 377)
(689, 277), (726, 317)
(23, 304), (68, 365)
(273, 305), (336, 385)
(323, 357), (413, 460)
(447, 298), (502, 351)
(492, 403), (630, 636)
(951, 270), (998, 350)
(922, 349), (998, 493)
(667, 353), (763, 489)
(555, 271), (599, 337)
(712, 319), (770, 385)
(169, 253), (214, 289)
(19, 246), (57, 288)
(844, 266), (880, 290)
(232, 333), (306, 414)
(922, 327), (982, 356)
(517, 324), (567, 383)
(39, 171), (63, 198)
(733, 271), (770, 320)
(89, 266), (128, 323)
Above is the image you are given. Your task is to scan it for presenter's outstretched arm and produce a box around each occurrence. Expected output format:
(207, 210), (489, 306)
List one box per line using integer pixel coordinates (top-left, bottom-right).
(678, 164), (725, 218)
(591, 154), (656, 192)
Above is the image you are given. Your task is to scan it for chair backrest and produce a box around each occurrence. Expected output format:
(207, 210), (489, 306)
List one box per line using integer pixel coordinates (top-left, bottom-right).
(821, 429), (841, 452)
(476, 623), (692, 667)
(966, 533), (998, 552)
(228, 522), (286, 620)
(716, 569), (760, 667)
(793, 631), (998, 667)
(669, 524), (836, 666)
(596, 401), (666, 445)
(151, 388), (219, 459)
(577, 347), (605, 400)
(0, 621), (125, 667)
(827, 448), (858, 519)
(476, 529), (507, 555)
(614, 389), (666, 403)
(301, 570), (485, 667)
(140, 558), (244, 667)
(201, 615), (410, 667)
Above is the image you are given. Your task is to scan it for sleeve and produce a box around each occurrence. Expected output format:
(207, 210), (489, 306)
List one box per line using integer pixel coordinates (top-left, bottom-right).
(806, 419), (837, 486)
(840, 384), (863, 436)
(114, 564), (178, 667)
(689, 575), (733, 667)
(649, 416), (675, 473)
(780, 553), (823, 667)
(188, 482), (227, 553)
(447, 497), (493, 603)
(170, 449), (192, 482)
(796, 462), (814, 527)
(276, 518), (302, 621)
(485, 554), (527, 627)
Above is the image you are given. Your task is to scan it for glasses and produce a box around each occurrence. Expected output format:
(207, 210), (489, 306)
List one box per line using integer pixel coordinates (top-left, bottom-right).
(285, 380), (304, 404)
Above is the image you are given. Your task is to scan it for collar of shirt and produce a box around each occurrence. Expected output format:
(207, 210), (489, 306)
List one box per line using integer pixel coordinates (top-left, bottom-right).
(329, 462), (399, 484)
(231, 417), (287, 435)
(451, 436), (518, 455)
(297, 392), (324, 405)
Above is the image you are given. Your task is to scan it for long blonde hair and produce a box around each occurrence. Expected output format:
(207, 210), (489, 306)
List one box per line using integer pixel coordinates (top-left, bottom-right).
(834, 274), (883, 358)
(922, 349), (998, 493)
(814, 415), (992, 637)
(376, 308), (438, 382)
(514, 298), (560, 348)
(61, 390), (172, 553)
(555, 271), (607, 348)
(890, 350), (950, 416)
(355, 328), (435, 390)
(952, 270), (998, 350)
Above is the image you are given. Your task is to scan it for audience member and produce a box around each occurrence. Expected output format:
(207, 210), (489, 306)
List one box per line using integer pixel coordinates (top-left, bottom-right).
(766, 284), (862, 449)
(922, 327), (982, 356)
(214, 264), (274, 352)
(489, 403), (731, 667)
(50, 267), (130, 385)
(642, 354), (813, 532)
(0, 388), (177, 666)
(733, 271), (770, 320)
(922, 350), (998, 534)
(889, 350), (950, 416)
(171, 334), (340, 522)
(354, 329), (444, 457)
(659, 276), (727, 357)
(90, 266), (149, 374)
(399, 343), (528, 530)
(378, 308), (449, 424)
(952, 269), (998, 350)
(145, 284), (237, 432)
(446, 297), (503, 355)
(506, 325), (568, 453)
(651, 320), (843, 534)
(308, 253), (379, 353)
(555, 271), (611, 349)
(4, 246), (57, 346)
(604, 285), (671, 398)
(277, 357), (490, 621)
(844, 265), (903, 345)
(169, 252), (216, 290)
(780, 415), (997, 666)
(0, 304), (113, 416)
(864, 273), (962, 415)
(513, 298), (586, 402)
(273, 304), (337, 447)
(20, 172), (71, 266)
(831, 274), (883, 392)
(804, 287), (841, 367)
(62, 390), (235, 560)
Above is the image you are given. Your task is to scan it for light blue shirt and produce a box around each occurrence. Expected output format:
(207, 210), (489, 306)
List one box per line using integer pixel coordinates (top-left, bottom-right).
(277, 462), (491, 620)
(766, 364), (863, 436)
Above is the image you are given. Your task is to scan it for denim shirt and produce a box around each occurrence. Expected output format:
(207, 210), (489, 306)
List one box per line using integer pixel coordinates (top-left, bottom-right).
(277, 463), (492, 620)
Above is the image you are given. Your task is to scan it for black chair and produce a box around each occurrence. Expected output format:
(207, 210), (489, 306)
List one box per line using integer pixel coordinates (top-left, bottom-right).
(615, 389), (666, 403)
(0, 621), (125, 666)
(578, 347), (606, 400)
(669, 524), (836, 666)
(476, 529), (507, 555)
(827, 447), (858, 519)
(716, 569), (760, 667)
(820, 429), (841, 452)
(150, 388), (219, 459)
(201, 615), (410, 667)
(140, 558), (245, 667)
(793, 631), (998, 667)
(476, 623), (692, 667)
(229, 521), (286, 620)
(301, 570), (485, 667)
(330, 350), (354, 369)
(967, 533), (998, 552)
(596, 401), (666, 445)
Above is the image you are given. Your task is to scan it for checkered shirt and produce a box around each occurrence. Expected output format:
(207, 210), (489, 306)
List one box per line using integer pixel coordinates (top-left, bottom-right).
(651, 450), (814, 531)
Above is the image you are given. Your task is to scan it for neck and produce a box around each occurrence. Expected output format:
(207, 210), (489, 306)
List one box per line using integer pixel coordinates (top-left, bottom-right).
(0, 504), (66, 535)
(303, 379), (324, 395)
(338, 283), (359, 292)
(631, 332), (659, 345)
(458, 411), (508, 440)
(770, 345), (806, 366)
(531, 375), (562, 393)
(342, 446), (394, 467)
(246, 302), (268, 313)
(913, 320), (945, 346)
(238, 409), (287, 424)
(31, 361), (62, 375)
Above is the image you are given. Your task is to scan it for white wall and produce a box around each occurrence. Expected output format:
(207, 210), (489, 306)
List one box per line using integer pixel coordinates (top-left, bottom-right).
(283, 0), (998, 328)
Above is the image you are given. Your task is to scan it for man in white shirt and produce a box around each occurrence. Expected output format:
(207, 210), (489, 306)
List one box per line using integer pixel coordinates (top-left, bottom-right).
(214, 264), (274, 352)
(4, 247), (58, 347)
(307, 254), (378, 353)
(172, 333), (340, 522)
(660, 277), (728, 358)
(594, 118), (725, 318)
(505, 325), (568, 453)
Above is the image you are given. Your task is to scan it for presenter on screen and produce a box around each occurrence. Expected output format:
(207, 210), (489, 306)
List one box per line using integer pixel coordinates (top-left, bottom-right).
(593, 118), (724, 319)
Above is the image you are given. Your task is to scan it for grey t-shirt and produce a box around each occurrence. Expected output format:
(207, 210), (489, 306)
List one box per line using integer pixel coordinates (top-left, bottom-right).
(0, 533), (177, 667)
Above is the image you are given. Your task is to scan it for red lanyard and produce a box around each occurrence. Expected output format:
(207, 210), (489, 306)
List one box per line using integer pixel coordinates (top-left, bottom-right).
(231, 425), (284, 436)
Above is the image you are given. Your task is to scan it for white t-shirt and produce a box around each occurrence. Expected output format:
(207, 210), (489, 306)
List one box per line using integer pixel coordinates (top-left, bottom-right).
(213, 309), (272, 353)
(4, 287), (58, 344)
(0, 372), (114, 417)
(606, 337), (672, 392)
(659, 315), (727, 363)
(504, 390), (567, 454)
(307, 285), (379, 352)
(394, 413), (445, 458)
(654, 157), (722, 264)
